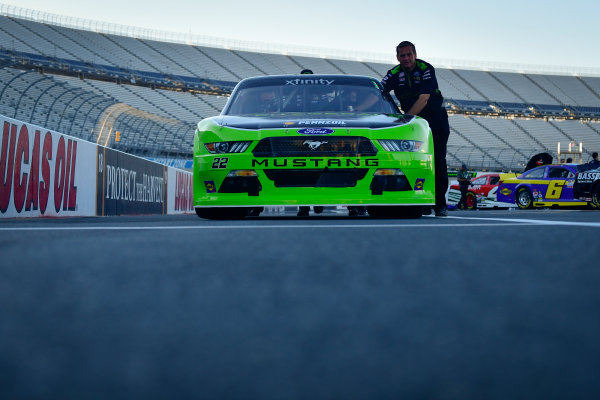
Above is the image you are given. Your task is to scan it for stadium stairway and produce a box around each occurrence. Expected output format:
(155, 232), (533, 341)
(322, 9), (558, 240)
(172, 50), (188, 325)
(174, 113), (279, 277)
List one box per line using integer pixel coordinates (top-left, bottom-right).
(8, 16), (83, 63)
(486, 71), (528, 103)
(548, 120), (582, 145)
(230, 50), (269, 76)
(100, 33), (159, 72)
(448, 125), (506, 169)
(191, 46), (242, 81)
(507, 118), (546, 151)
(577, 76), (600, 104)
(450, 69), (493, 102)
(43, 23), (120, 68)
(469, 116), (530, 162)
(524, 73), (565, 107)
(139, 39), (202, 79)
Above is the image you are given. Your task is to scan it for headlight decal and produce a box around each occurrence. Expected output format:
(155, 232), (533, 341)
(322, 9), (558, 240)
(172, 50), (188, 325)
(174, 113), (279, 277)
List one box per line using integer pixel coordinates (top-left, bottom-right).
(205, 141), (251, 154)
(378, 139), (423, 152)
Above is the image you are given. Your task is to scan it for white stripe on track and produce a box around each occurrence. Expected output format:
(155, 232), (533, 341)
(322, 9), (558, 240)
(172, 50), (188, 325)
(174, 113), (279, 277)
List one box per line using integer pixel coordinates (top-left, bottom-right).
(443, 215), (600, 227)
(0, 218), (599, 231)
(0, 222), (526, 231)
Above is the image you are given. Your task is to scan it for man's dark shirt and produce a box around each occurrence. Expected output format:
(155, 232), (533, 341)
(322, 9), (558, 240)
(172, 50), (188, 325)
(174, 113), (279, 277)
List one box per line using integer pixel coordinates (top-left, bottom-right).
(457, 169), (471, 188)
(381, 59), (444, 122)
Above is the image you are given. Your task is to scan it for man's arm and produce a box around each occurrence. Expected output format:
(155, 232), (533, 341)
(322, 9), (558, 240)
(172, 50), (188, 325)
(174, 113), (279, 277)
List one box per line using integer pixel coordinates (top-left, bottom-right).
(406, 93), (430, 115)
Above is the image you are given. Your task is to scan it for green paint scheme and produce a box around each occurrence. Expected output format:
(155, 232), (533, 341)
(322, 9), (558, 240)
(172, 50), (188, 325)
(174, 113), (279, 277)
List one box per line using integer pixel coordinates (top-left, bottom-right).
(193, 75), (436, 209)
(194, 120), (435, 207)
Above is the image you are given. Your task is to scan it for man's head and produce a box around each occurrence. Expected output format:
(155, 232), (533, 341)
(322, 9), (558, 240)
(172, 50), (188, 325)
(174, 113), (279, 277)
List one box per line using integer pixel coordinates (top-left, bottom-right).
(593, 152), (598, 160)
(461, 163), (467, 170)
(257, 88), (278, 112)
(396, 41), (417, 71)
(260, 91), (274, 102)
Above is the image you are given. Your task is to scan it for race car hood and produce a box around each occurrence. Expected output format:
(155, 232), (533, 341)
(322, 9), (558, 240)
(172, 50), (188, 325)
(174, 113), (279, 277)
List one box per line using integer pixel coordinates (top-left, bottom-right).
(214, 114), (414, 130)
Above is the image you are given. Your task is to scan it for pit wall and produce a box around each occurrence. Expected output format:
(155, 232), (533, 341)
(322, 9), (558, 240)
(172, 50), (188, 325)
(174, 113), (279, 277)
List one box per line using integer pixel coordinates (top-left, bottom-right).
(0, 115), (193, 218)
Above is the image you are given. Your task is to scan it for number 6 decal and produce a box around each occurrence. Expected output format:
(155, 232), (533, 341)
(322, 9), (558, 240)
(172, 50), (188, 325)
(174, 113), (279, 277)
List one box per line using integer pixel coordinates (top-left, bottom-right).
(546, 181), (565, 199)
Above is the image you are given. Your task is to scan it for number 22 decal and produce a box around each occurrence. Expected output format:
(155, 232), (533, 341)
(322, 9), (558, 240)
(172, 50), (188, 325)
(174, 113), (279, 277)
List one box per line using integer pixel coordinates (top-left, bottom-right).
(212, 157), (229, 169)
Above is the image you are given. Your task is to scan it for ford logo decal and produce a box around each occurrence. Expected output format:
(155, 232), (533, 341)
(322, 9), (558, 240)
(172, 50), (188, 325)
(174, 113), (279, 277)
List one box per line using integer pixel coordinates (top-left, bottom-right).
(297, 128), (334, 135)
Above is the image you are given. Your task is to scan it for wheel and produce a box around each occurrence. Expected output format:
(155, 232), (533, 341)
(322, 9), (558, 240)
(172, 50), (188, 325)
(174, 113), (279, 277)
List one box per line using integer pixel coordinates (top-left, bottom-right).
(367, 206), (422, 219)
(347, 206), (366, 216)
(195, 207), (249, 220)
(247, 207), (264, 217)
(592, 184), (600, 209)
(516, 187), (533, 209)
(466, 191), (477, 209)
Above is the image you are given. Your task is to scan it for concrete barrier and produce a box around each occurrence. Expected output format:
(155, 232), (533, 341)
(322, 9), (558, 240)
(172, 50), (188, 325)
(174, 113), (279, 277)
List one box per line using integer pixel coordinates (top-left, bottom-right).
(0, 114), (193, 218)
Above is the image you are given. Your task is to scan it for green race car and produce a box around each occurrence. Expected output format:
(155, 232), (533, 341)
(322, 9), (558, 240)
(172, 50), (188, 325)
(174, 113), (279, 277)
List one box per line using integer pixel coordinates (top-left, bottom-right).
(193, 75), (435, 219)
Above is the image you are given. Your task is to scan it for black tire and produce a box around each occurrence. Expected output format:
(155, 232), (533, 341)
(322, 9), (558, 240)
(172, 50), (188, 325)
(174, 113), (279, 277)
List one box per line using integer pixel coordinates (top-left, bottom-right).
(367, 206), (422, 219)
(195, 207), (249, 220)
(247, 207), (264, 217)
(516, 187), (533, 209)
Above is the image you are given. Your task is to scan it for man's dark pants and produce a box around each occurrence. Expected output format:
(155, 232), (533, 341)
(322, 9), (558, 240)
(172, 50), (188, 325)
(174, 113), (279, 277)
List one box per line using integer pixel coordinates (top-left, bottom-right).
(458, 184), (469, 209)
(427, 109), (450, 209)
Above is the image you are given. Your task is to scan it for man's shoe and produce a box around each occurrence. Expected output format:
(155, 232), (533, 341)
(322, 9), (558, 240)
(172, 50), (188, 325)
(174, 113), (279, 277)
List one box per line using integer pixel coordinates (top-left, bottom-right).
(434, 206), (448, 217)
(422, 206), (433, 215)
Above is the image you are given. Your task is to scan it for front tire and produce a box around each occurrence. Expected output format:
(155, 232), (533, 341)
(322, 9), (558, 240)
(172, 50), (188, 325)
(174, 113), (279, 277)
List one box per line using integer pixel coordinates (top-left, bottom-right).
(195, 207), (249, 220)
(516, 187), (533, 209)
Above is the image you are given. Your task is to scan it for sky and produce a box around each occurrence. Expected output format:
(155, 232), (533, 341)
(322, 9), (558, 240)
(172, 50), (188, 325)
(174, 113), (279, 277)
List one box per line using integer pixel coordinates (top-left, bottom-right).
(2, 0), (599, 74)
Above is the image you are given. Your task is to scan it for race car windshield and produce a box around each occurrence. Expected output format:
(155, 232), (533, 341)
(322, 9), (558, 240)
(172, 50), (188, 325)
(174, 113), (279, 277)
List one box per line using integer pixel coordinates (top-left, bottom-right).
(225, 83), (398, 115)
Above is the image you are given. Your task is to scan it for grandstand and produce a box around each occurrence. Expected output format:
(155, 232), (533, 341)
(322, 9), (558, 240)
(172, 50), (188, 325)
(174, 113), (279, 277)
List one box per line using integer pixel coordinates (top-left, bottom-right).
(1, 5), (599, 171)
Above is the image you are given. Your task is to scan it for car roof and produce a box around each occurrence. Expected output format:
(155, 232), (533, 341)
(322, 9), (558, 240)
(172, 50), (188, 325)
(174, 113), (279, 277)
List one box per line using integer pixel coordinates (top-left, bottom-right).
(528, 163), (576, 170)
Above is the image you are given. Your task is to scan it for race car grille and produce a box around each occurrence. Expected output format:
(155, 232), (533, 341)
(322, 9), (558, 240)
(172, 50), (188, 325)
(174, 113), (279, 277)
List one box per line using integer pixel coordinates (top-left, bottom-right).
(252, 136), (377, 157)
(264, 169), (369, 187)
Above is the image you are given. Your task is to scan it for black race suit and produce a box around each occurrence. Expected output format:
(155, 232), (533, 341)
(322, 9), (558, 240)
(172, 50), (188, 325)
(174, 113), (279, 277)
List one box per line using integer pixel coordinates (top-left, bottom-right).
(381, 59), (450, 209)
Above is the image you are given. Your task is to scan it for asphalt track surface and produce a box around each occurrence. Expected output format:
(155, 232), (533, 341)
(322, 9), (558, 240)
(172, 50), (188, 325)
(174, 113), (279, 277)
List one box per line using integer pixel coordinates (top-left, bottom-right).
(2, 209), (600, 399)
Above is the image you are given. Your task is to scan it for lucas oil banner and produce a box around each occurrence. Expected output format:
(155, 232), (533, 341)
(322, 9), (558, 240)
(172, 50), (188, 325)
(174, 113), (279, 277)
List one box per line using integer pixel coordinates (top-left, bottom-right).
(1, 114), (192, 218)
(0, 116), (96, 217)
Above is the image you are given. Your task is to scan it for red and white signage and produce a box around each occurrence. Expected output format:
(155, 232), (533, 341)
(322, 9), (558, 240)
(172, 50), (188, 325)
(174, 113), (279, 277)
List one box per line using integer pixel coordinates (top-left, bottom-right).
(0, 116), (96, 217)
(167, 168), (194, 214)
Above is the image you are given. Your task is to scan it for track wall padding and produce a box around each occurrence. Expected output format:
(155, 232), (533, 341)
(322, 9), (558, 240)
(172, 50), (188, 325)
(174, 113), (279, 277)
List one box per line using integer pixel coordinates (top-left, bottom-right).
(0, 114), (192, 218)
